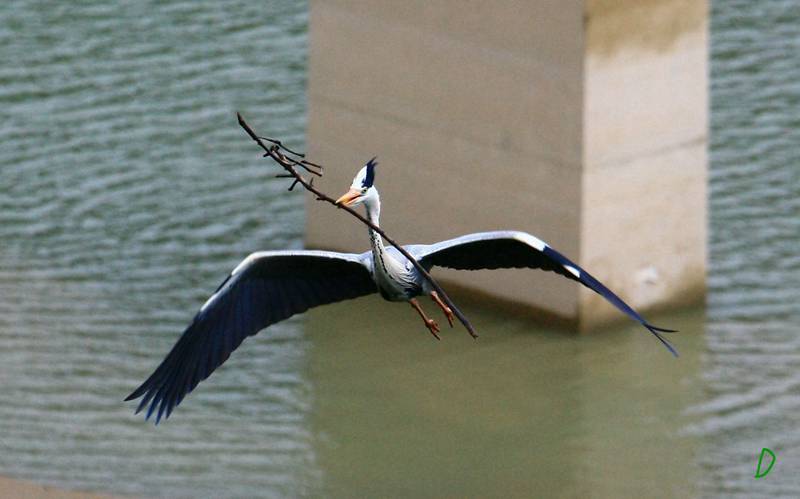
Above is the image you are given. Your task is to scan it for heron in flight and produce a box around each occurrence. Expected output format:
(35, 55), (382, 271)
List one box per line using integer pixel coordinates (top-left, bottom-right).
(127, 158), (677, 422)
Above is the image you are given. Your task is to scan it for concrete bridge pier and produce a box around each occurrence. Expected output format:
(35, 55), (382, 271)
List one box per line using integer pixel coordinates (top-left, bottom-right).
(305, 0), (707, 330)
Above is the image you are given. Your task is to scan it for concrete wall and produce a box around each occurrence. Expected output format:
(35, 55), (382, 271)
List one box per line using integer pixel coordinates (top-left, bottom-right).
(581, 0), (708, 328)
(306, 0), (707, 329)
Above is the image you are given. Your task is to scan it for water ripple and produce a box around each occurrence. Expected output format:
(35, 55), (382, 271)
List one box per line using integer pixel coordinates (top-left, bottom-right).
(693, 1), (800, 496)
(0, 1), (314, 498)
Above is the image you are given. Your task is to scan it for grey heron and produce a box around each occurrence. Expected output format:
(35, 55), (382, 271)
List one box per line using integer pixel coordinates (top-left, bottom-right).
(126, 158), (677, 423)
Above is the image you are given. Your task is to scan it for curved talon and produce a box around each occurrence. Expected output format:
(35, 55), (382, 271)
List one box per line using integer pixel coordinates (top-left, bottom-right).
(410, 298), (441, 340)
(443, 307), (454, 328)
(430, 291), (455, 328)
(425, 319), (441, 340)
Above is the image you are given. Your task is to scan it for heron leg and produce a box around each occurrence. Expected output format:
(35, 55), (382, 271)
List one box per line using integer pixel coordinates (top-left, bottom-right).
(430, 291), (455, 328)
(409, 298), (441, 340)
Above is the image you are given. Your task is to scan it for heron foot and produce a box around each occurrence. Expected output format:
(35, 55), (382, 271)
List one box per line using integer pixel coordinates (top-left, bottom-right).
(410, 298), (441, 340)
(442, 307), (454, 328)
(424, 318), (441, 339)
(430, 291), (455, 328)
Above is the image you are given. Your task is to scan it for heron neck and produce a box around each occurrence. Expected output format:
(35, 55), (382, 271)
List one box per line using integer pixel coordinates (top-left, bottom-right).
(364, 195), (386, 260)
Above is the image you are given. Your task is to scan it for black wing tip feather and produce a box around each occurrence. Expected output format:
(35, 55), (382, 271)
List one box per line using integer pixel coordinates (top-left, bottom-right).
(647, 325), (678, 333)
(123, 371), (176, 423)
(546, 247), (680, 357)
(646, 325), (680, 357)
(133, 389), (170, 424)
(125, 378), (181, 424)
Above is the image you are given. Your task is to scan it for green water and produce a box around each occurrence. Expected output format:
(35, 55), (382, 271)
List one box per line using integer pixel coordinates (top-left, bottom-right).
(0, 0), (798, 498)
(308, 299), (704, 498)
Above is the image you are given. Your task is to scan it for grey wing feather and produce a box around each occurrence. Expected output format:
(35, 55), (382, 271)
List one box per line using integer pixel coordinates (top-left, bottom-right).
(126, 250), (376, 423)
(409, 231), (678, 357)
(408, 231), (568, 276)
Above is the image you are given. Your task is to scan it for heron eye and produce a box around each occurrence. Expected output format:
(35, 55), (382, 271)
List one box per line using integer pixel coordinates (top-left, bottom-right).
(361, 188), (368, 194)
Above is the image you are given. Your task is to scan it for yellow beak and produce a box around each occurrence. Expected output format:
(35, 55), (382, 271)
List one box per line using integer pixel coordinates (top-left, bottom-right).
(335, 188), (362, 206)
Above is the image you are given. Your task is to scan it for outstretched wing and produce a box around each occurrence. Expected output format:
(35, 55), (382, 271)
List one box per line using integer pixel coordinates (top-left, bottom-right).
(126, 250), (376, 422)
(409, 231), (678, 356)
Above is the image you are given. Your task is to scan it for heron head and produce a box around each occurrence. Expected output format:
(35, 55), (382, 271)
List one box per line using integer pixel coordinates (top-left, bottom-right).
(335, 157), (378, 207)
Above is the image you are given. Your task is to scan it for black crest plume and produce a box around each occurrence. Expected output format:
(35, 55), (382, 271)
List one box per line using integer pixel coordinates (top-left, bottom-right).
(363, 157), (378, 188)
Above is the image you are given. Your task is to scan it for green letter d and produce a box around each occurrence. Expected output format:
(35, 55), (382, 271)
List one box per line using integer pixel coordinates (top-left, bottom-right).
(755, 448), (776, 479)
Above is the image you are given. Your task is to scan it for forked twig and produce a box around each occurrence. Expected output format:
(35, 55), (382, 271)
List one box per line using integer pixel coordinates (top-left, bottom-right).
(237, 112), (478, 339)
(258, 136), (306, 158)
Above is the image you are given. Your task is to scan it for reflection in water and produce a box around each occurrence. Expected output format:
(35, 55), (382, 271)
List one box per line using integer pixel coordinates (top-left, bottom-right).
(308, 295), (705, 498)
